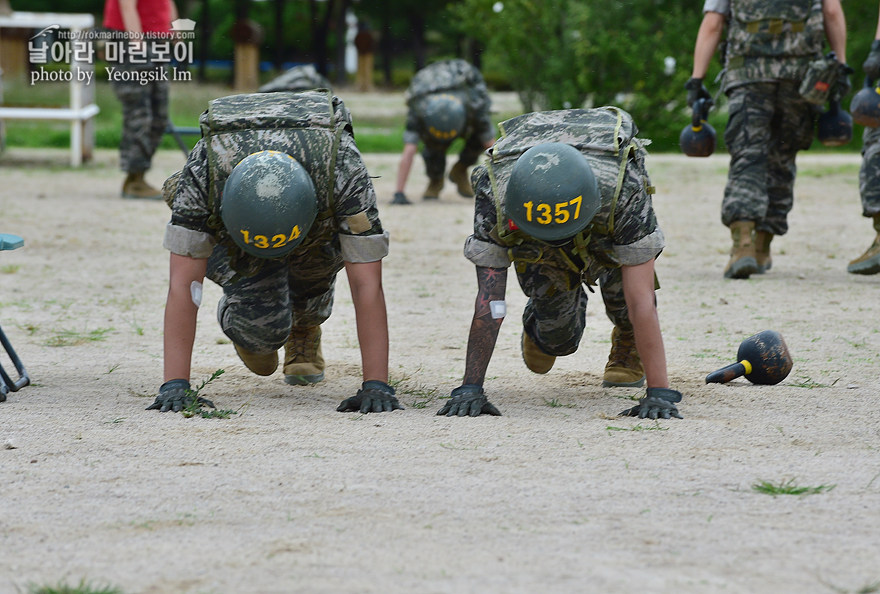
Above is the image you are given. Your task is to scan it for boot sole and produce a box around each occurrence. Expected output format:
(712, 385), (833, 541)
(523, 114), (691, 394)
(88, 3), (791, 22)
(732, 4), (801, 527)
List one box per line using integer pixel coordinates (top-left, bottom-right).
(724, 257), (758, 279)
(847, 253), (880, 275)
(284, 372), (325, 385)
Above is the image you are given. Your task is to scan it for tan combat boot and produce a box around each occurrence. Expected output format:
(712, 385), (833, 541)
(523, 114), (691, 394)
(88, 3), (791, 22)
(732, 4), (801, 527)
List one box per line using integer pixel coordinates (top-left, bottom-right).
(448, 161), (474, 197)
(422, 177), (444, 200)
(755, 230), (773, 274)
(602, 327), (645, 388)
(521, 332), (555, 374)
(121, 171), (162, 200)
(283, 325), (325, 385)
(847, 215), (880, 275)
(724, 221), (758, 279)
(233, 343), (279, 376)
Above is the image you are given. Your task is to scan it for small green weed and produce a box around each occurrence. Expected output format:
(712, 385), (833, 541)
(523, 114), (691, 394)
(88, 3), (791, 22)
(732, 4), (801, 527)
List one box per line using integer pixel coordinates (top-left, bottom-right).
(790, 376), (839, 389)
(0, 264), (20, 274)
(606, 423), (667, 432)
(45, 327), (113, 347)
(751, 478), (836, 497)
(542, 397), (576, 408)
(181, 369), (227, 418)
(28, 579), (124, 594)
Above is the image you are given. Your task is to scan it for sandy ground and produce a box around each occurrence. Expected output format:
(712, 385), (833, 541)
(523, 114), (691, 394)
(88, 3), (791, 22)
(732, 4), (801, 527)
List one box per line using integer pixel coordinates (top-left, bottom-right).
(1, 117), (880, 594)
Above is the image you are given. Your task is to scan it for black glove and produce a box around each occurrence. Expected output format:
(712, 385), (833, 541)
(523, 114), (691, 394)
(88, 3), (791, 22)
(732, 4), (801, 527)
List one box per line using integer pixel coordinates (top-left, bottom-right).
(436, 384), (502, 417)
(863, 40), (880, 82)
(336, 380), (404, 413)
(391, 191), (411, 205)
(685, 77), (711, 108)
(835, 61), (855, 99)
(146, 379), (215, 413)
(619, 387), (683, 420)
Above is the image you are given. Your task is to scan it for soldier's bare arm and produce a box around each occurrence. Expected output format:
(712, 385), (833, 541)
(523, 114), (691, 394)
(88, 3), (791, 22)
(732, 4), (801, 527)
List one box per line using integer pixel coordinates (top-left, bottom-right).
(163, 253), (207, 382)
(462, 266), (508, 385)
(822, 0), (847, 63)
(620, 259), (668, 389)
(344, 260), (389, 383)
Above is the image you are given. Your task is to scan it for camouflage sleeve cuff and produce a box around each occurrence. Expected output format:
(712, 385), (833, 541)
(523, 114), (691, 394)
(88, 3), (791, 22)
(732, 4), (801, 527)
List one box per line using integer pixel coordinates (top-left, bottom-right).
(463, 235), (511, 268)
(403, 129), (420, 145)
(702, 0), (728, 14)
(163, 223), (216, 259)
(613, 228), (665, 266)
(340, 230), (389, 263)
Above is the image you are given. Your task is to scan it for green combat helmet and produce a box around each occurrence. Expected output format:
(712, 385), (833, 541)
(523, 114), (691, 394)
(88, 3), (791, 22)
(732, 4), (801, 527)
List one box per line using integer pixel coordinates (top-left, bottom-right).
(423, 93), (466, 142)
(220, 150), (318, 259)
(505, 142), (601, 241)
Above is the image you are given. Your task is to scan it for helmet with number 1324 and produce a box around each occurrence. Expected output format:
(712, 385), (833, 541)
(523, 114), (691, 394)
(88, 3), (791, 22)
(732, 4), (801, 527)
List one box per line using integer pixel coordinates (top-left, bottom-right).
(220, 150), (318, 259)
(505, 142), (601, 241)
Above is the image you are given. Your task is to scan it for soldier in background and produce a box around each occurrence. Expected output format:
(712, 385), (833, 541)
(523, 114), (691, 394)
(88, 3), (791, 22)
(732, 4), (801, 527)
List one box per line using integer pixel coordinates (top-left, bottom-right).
(392, 59), (495, 205)
(103, 0), (177, 200)
(151, 90), (401, 415)
(849, 7), (880, 276)
(258, 64), (332, 94)
(687, 0), (848, 279)
(437, 107), (682, 420)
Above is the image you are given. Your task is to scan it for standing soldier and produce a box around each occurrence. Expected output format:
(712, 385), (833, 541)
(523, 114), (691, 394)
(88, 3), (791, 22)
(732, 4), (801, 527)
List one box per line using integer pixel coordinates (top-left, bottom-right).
(103, 0), (178, 200)
(438, 107), (683, 420)
(150, 90), (402, 415)
(392, 59), (495, 205)
(849, 8), (880, 276)
(687, 0), (848, 278)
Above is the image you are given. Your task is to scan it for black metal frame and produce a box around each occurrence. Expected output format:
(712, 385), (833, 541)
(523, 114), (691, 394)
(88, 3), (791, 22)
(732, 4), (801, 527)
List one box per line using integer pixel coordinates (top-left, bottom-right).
(0, 324), (29, 402)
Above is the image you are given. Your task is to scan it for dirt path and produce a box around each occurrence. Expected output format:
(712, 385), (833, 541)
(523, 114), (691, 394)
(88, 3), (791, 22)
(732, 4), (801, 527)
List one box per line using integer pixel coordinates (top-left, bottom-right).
(0, 144), (878, 594)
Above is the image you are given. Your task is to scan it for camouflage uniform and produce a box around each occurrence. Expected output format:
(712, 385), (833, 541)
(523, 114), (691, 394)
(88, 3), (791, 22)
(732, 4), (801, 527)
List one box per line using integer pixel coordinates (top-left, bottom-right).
(463, 108), (664, 356)
(164, 91), (388, 353)
(258, 64), (332, 94)
(404, 59), (495, 181)
(859, 126), (880, 219)
(110, 50), (170, 174)
(710, 0), (827, 235)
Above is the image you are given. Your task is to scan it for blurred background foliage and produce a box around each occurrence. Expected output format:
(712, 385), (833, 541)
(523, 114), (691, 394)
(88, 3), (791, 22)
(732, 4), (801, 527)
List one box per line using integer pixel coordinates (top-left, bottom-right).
(3, 0), (880, 152)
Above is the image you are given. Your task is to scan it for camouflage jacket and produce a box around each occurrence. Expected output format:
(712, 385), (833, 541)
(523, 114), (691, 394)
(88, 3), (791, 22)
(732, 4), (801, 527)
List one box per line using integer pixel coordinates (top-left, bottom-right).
(164, 91), (388, 278)
(463, 107), (665, 287)
(403, 59), (494, 147)
(710, 0), (826, 91)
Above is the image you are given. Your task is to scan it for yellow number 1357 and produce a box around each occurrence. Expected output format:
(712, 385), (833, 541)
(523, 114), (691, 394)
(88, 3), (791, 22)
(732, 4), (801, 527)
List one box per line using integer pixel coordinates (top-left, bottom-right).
(522, 195), (583, 225)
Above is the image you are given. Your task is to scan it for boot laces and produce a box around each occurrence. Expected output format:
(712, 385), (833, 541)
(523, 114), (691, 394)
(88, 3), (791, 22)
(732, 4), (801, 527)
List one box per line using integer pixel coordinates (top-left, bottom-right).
(609, 332), (639, 368)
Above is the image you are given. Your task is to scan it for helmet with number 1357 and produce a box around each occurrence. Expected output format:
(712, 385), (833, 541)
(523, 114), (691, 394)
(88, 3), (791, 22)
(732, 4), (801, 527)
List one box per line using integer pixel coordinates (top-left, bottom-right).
(505, 142), (601, 241)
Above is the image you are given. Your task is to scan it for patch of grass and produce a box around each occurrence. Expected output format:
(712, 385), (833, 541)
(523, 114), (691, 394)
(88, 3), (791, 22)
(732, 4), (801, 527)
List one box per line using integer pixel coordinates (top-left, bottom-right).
(790, 376), (839, 389)
(28, 579), (124, 594)
(390, 367), (440, 408)
(542, 397), (576, 408)
(0, 264), (20, 274)
(606, 423), (667, 432)
(45, 327), (113, 347)
(751, 478), (836, 497)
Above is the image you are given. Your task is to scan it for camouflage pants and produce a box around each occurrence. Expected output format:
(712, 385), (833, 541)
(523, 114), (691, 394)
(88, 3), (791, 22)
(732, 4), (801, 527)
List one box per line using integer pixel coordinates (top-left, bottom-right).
(422, 133), (486, 181)
(111, 64), (169, 174)
(859, 126), (880, 218)
(722, 81), (815, 236)
(207, 243), (343, 354)
(517, 262), (631, 357)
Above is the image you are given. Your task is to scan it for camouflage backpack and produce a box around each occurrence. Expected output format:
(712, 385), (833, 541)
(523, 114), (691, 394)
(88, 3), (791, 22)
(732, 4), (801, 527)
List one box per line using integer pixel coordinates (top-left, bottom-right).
(724, 0), (825, 90)
(200, 89), (349, 276)
(486, 107), (651, 284)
